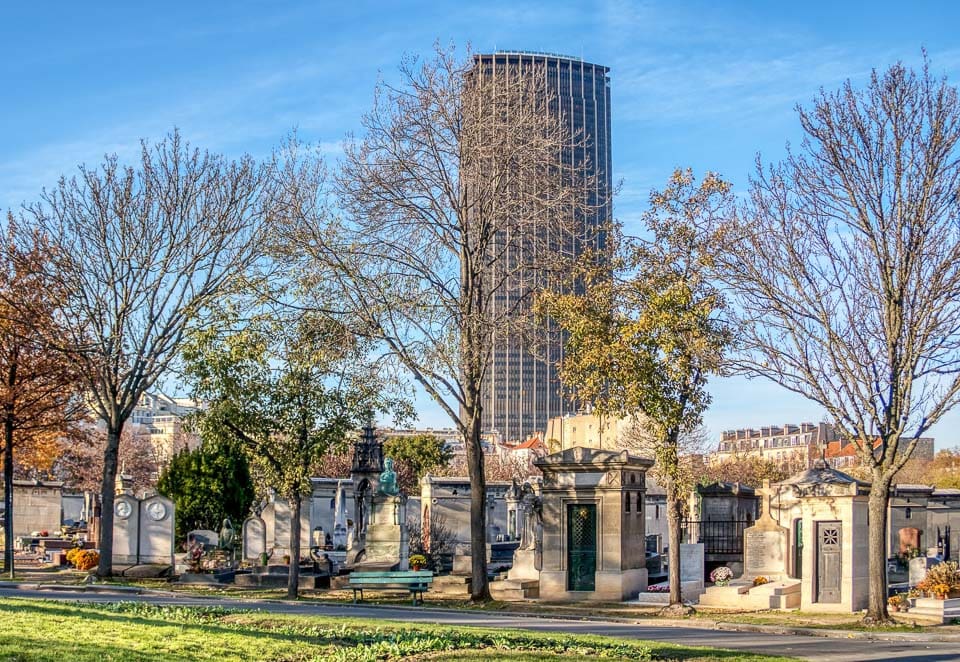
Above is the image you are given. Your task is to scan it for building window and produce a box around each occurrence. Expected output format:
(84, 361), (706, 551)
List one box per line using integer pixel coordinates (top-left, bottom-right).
(905, 507), (912, 519)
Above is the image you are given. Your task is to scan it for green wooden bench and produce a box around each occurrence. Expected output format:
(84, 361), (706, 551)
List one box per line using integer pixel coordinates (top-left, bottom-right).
(348, 570), (434, 605)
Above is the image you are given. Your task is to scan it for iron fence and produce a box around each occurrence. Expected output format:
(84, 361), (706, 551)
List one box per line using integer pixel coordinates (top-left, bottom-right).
(681, 519), (750, 555)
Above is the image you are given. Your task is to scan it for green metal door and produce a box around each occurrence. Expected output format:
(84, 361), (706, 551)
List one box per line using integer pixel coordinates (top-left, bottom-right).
(567, 504), (597, 591)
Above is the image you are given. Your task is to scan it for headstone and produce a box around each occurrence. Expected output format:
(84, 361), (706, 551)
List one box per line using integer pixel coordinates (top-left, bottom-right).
(112, 494), (139, 565)
(332, 480), (348, 550)
(242, 516), (266, 561)
(898, 527), (921, 554)
(680, 543), (705, 587)
(186, 529), (218, 550)
(909, 555), (939, 588)
(138, 494), (175, 565)
(741, 486), (789, 580)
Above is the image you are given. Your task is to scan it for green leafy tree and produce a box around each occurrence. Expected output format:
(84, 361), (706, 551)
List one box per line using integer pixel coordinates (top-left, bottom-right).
(539, 169), (732, 611)
(157, 439), (255, 542)
(182, 305), (405, 598)
(383, 434), (452, 494)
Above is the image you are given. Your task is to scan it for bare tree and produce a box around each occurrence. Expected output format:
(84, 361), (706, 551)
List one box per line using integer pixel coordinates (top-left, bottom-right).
(14, 131), (270, 576)
(277, 45), (600, 600)
(723, 60), (960, 621)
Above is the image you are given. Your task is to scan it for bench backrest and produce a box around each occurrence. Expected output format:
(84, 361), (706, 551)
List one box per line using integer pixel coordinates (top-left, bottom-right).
(349, 570), (433, 584)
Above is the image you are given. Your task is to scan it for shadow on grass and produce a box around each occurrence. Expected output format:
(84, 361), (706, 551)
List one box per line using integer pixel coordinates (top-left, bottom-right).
(0, 601), (331, 650)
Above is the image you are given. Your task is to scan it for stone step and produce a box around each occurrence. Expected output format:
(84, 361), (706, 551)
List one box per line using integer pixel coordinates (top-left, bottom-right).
(490, 579), (539, 600)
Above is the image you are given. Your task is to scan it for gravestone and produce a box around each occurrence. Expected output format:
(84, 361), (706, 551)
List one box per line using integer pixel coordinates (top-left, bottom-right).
(242, 516), (267, 561)
(112, 494), (140, 565)
(186, 529), (218, 550)
(741, 487), (789, 580)
(138, 494), (175, 565)
(909, 555), (939, 587)
(680, 543), (705, 586)
(898, 527), (922, 554)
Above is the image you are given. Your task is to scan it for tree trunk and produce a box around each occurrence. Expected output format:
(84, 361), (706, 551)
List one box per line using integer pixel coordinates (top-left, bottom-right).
(666, 479), (683, 606)
(465, 403), (490, 601)
(287, 492), (301, 600)
(866, 475), (892, 621)
(97, 423), (123, 577)
(3, 415), (14, 579)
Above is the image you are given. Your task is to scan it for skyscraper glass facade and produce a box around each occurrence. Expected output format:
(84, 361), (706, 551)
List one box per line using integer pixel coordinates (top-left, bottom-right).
(474, 52), (611, 441)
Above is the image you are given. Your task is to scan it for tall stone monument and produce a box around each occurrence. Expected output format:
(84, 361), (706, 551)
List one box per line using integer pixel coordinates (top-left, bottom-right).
(354, 457), (408, 570)
(348, 416), (384, 563)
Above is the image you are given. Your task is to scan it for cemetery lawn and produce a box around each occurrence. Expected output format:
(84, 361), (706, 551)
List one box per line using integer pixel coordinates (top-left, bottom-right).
(0, 598), (797, 662)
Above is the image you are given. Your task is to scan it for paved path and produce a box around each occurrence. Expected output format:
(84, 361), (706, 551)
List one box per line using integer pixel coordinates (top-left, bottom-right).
(2, 587), (959, 661)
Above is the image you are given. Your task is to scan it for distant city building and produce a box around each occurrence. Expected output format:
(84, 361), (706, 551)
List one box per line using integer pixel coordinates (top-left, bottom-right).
(711, 423), (831, 466)
(473, 51), (612, 442)
(544, 412), (634, 453)
(710, 421), (934, 469)
(123, 392), (200, 466)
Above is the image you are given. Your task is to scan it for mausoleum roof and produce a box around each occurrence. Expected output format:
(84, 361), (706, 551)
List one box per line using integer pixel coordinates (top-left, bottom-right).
(777, 459), (869, 488)
(534, 445), (654, 471)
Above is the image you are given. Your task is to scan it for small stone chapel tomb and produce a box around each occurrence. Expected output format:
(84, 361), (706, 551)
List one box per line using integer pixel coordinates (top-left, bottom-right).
(535, 446), (654, 601)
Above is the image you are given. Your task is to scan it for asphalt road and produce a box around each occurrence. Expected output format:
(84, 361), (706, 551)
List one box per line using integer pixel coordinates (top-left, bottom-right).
(2, 587), (959, 662)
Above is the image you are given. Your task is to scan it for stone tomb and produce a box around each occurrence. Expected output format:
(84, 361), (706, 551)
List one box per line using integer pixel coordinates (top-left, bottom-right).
(535, 446), (654, 602)
(679, 543), (705, 594)
(112, 492), (176, 567)
(909, 553), (941, 588)
(762, 463), (871, 613)
(138, 494), (175, 565)
(699, 485), (798, 610)
(354, 493), (409, 571)
(742, 511), (790, 581)
(112, 493), (140, 565)
(242, 515), (267, 562)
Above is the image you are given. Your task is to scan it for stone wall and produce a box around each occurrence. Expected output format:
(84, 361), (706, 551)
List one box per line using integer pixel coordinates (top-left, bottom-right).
(1, 481), (63, 536)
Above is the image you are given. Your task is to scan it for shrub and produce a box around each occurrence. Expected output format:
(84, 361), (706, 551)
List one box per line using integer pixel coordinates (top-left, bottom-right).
(65, 547), (81, 567)
(73, 550), (100, 571)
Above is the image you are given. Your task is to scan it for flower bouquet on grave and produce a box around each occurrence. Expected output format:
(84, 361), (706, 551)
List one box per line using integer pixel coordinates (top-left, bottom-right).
(710, 566), (733, 586)
(646, 583), (669, 592)
(409, 554), (427, 571)
(916, 561), (960, 599)
(752, 576), (769, 587)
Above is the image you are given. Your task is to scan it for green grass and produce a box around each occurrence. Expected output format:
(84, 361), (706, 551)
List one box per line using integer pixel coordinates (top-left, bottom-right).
(0, 598), (796, 661)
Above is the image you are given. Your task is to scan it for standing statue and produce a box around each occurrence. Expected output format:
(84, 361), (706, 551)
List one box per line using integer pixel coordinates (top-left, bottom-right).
(378, 457), (400, 496)
(518, 482), (543, 552)
(219, 517), (236, 561)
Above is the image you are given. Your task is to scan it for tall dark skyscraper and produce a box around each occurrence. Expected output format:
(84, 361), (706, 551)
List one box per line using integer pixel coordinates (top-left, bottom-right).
(474, 51), (612, 441)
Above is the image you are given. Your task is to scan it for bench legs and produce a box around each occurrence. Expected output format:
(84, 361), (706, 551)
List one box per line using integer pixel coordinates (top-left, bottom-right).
(353, 588), (363, 604)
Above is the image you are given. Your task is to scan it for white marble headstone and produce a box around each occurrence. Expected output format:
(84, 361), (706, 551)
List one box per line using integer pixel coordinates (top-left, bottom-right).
(138, 495), (175, 565)
(242, 516), (266, 561)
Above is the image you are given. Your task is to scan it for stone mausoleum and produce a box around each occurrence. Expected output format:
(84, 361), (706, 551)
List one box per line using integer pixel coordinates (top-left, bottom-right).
(535, 446), (654, 601)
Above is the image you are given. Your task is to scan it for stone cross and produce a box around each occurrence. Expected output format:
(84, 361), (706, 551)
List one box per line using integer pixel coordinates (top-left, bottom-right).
(756, 480), (774, 522)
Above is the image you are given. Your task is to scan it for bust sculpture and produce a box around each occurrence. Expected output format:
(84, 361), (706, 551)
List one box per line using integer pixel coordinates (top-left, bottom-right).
(378, 457), (400, 496)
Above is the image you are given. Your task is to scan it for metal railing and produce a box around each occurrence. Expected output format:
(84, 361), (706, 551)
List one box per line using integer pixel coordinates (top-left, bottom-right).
(681, 519), (751, 555)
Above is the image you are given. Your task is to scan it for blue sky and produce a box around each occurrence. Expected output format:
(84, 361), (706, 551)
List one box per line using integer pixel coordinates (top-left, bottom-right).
(3, 1), (960, 448)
